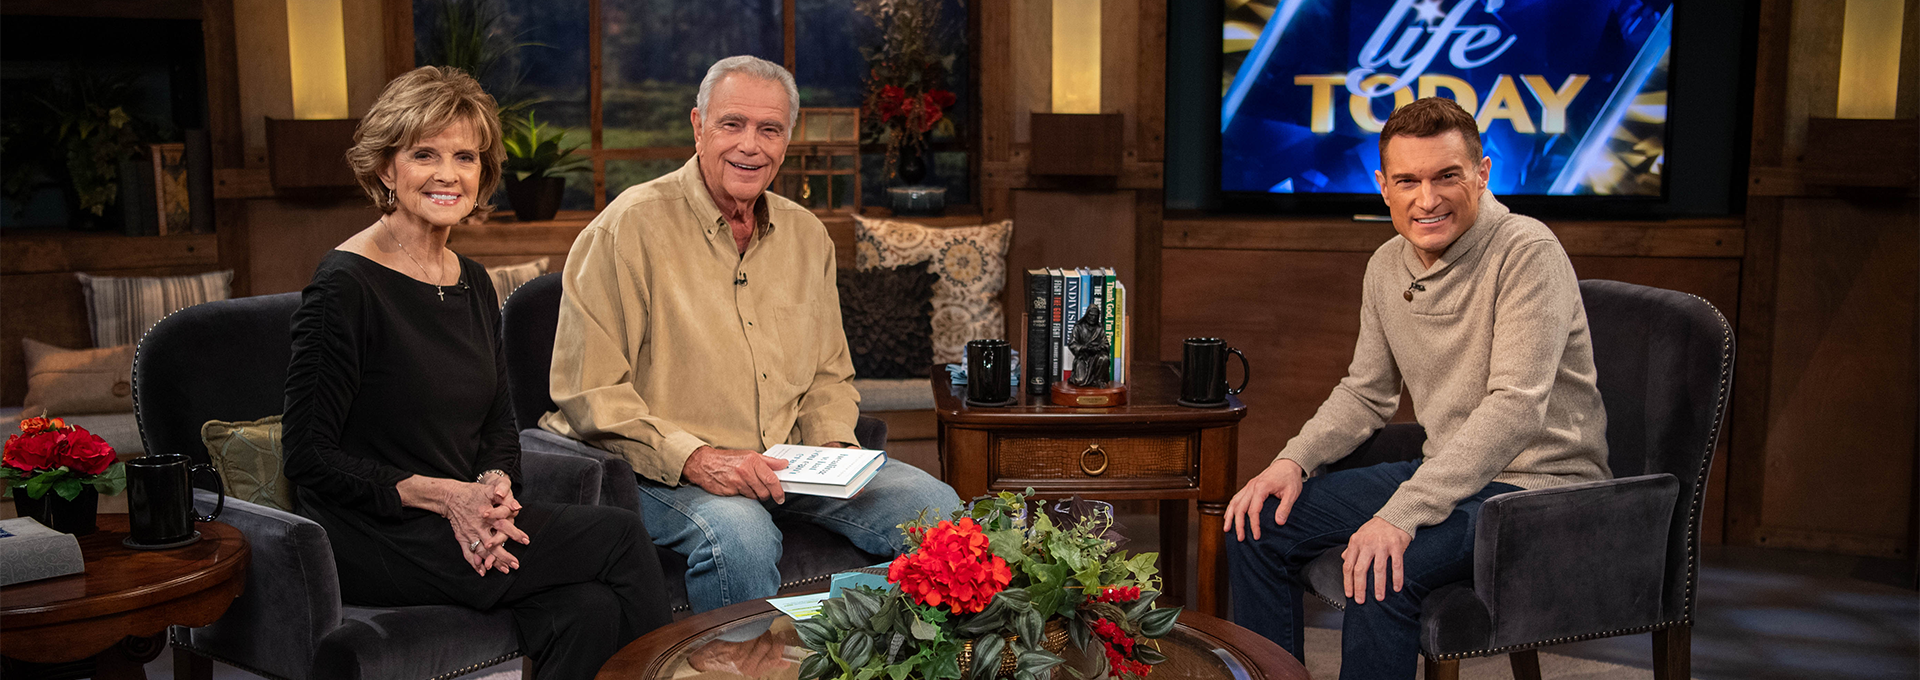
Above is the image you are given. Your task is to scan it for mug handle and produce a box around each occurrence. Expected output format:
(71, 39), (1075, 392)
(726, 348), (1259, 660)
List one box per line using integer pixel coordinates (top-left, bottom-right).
(1226, 346), (1250, 396)
(189, 463), (226, 522)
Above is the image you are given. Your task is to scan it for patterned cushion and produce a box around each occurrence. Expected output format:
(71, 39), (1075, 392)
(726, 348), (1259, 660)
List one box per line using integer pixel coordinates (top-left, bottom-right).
(75, 270), (232, 349)
(838, 264), (941, 379)
(853, 216), (1013, 364)
(485, 257), (550, 308)
(200, 415), (292, 512)
(20, 338), (134, 416)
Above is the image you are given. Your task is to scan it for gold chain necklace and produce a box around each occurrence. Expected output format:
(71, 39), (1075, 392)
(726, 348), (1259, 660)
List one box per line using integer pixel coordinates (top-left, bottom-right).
(382, 216), (450, 301)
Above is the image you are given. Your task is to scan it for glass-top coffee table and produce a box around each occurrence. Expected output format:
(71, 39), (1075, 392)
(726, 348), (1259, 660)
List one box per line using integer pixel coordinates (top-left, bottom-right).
(596, 596), (1307, 680)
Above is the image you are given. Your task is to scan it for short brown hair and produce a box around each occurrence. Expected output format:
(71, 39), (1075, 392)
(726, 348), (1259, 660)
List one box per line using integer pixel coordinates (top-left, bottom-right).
(346, 66), (505, 222)
(1378, 97), (1482, 163)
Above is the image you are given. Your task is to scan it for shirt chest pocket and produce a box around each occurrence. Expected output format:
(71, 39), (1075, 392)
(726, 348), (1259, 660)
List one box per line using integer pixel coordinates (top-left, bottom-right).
(765, 303), (819, 386)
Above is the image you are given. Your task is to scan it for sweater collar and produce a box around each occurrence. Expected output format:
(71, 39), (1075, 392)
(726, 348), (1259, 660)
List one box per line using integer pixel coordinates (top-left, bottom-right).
(675, 155), (773, 247)
(1401, 190), (1507, 280)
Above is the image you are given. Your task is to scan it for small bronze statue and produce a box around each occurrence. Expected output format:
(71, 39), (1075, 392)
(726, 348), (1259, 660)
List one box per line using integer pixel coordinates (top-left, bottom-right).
(1068, 305), (1111, 388)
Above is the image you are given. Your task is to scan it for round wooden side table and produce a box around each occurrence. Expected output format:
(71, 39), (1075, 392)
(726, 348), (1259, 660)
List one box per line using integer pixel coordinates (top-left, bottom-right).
(0, 514), (249, 680)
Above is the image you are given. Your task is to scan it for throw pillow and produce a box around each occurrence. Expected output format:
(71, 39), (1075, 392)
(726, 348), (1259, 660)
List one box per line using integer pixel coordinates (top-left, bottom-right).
(853, 216), (1013, 364)
(201, 415), (293, 512)
(76, 270), (233, 349)
(485, 257), (550, 308)
(837, 264), (941, 379)
(20, 338), (136, 415)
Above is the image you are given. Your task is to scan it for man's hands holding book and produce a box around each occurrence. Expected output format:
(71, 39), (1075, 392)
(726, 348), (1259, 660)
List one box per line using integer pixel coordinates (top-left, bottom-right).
(686, 445), (790, 503)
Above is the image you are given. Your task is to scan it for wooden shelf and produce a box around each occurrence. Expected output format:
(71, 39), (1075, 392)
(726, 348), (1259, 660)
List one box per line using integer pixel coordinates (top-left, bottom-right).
(1163, 215), (1746, 259)
(0, 231), (220, 276)
(0, 0), (200, 19)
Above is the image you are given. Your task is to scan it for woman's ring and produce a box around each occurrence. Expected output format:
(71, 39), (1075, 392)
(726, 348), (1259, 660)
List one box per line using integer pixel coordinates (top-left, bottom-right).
(469, 539), (481, 552)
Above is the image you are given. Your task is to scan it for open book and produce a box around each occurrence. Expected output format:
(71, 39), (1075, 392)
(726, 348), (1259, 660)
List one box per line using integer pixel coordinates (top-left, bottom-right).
(766, 444), (888, 499)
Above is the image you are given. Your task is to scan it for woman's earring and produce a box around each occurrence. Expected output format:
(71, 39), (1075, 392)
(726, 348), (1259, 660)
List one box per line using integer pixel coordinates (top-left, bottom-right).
(385, 186), (395, 205)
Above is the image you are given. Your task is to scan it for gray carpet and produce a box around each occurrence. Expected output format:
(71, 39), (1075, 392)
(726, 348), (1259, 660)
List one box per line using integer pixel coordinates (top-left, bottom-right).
(1302, 627), (1691, 679)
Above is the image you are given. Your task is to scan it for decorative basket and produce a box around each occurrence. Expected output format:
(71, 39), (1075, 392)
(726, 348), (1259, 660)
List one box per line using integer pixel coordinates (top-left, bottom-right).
(956, 618), (1070, 679)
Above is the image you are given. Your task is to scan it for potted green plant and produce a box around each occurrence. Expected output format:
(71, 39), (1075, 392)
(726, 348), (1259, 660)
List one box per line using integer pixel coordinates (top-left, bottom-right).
(501, 112), (588, 221)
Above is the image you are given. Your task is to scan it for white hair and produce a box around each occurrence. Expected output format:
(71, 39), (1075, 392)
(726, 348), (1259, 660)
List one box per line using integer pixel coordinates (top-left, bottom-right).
(696, 56), (799, 132)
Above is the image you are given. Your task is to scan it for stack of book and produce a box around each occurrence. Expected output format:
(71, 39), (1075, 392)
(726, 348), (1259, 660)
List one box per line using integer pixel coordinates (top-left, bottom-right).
(1022, 267), (1129, 396)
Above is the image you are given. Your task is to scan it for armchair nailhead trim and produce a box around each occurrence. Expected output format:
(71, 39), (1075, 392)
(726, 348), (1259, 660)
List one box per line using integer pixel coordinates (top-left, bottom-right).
(1427, 621), (1683, 661)
(430, 652), (524, 680)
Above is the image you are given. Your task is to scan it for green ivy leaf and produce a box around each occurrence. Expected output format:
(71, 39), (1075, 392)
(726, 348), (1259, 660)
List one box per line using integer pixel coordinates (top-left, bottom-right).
(841, 631), (875, 669)
(910, 613), (939, 641)
(969, 635), (1005, 680)
(798, 652), (831, 680)
(1138, 606), (1181, 639)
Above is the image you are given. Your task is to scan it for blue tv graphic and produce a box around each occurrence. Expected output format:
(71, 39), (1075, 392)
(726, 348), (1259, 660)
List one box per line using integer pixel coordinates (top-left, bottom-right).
(1221, 0), (1672, 196)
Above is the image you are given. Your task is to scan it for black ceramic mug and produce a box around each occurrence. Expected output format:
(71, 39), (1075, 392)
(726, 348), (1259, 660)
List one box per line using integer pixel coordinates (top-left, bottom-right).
(966, 339), (1014, 406)
(125, 454), (224, 548)
(1179, 337), (1250, 407)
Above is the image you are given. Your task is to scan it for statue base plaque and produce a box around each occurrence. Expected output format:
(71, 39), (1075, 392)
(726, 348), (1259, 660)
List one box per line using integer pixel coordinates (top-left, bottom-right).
(1050, 382), (1128, 408)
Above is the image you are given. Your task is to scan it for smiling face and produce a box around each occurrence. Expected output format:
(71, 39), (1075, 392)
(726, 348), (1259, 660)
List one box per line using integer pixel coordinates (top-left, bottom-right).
(378, 119), (483, 229)
(1374, 130), (1492, 269)
(691, 73), (791, 213)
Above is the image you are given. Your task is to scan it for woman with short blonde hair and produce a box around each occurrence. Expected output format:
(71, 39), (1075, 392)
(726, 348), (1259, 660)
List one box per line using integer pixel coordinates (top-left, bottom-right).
(283, 66), (669, 679)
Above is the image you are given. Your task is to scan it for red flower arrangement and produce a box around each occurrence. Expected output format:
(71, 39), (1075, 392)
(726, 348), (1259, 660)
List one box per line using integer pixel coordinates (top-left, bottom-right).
(856, 0), (962, 180)
(887, 517), (1013, 614)
(2, 416), (124, 501)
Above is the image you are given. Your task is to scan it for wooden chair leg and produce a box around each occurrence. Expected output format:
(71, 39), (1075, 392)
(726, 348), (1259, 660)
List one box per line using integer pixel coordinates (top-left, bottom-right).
(172, 645), (213, 680)
(1509, 649), (1543, 680)
(1653, 623), (1692, 680)
(1423, 657), (1460, 680)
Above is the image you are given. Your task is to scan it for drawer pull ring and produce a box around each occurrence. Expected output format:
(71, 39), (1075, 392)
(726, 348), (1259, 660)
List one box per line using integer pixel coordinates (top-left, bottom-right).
(1080, 444), (1109, 476)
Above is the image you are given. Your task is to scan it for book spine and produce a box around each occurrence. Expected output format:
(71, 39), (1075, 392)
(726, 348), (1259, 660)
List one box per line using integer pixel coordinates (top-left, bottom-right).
(1104, 269), (1118, 383)
(1048, 269), (1064, 384)
(1062, 271), (1080, 381)
(1024, 269), (1050, 394)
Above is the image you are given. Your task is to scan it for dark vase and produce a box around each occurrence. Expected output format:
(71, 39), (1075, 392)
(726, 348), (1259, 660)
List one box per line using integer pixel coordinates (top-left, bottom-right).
(505, 175), (566, 222)
(897, 144), (928, 185)
(14, 486), (100, 535)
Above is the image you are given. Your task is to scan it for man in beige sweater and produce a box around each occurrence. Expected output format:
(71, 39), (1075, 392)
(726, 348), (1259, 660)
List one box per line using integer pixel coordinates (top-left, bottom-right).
(1224, 98), (1610, 679)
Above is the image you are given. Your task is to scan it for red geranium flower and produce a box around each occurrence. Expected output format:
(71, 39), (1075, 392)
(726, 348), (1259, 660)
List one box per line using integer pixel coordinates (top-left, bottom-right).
(887, 518), (1012, 613)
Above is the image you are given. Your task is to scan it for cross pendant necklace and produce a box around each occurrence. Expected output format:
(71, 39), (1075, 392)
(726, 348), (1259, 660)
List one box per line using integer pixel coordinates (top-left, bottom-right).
(384, 216), (447, 301)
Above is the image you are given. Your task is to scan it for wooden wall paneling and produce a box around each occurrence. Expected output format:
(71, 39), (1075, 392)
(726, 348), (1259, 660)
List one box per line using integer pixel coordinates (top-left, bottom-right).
(1003, 191), (1140, 341)
(1135, 0), (1165, 163)
(1132, 189), (1162, 362)
(980, 0), (1013, 163)
(1900, 0), (1919, 119)
(1753, 198), (1918, 558)
(382, 0), (413, 80)
(1100, 0), (1139, 150)
(1159, 249), (1372, 486)
(201, 0), (244, 168)
(342, 0), (387, 116)
(232, 0), (295, 166)
(1748, 0), (1794, 169)
(1011, 0), (1051, 146)
(242, 200), (380, 295)
(1, 263), (232, 408)
(1783, 0), (1846, 163)
(1726, 198), (1780, 545)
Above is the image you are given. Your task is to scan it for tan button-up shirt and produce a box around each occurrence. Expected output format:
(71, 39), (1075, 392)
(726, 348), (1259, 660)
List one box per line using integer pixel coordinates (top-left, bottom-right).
(540, 156), (860, 485)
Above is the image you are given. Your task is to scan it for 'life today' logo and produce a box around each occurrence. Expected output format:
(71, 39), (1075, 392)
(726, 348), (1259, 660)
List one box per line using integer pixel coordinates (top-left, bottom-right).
(1346, 0), (1513, 97)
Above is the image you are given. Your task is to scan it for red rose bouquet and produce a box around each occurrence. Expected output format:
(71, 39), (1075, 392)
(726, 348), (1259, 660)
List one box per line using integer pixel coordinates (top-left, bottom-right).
(2, 416), (125, 501)
(795, 491), (1180, 680)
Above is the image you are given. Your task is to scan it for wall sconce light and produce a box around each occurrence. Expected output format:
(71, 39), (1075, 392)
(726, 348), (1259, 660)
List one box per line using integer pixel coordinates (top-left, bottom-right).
(1836, 0), (1905, 119)
(1030, 0), (1123, 177)
(270, 0), (358, 190)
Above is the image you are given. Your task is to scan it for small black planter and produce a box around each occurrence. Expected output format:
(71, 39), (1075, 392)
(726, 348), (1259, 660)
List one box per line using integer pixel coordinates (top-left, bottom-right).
(505, 176), (566, 222)
(897, 145), (928, 185)
(13, 486), (99, 535)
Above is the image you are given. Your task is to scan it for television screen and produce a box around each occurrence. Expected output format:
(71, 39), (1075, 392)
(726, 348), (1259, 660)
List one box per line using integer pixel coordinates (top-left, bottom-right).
(1220, 0), (1673, 197)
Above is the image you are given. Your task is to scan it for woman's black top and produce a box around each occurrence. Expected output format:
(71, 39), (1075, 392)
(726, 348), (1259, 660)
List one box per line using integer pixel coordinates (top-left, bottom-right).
(282, 250), (523, 602)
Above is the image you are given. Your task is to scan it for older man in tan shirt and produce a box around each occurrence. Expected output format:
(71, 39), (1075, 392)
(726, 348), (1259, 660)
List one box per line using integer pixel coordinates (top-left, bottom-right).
(540, 55), (960, 613)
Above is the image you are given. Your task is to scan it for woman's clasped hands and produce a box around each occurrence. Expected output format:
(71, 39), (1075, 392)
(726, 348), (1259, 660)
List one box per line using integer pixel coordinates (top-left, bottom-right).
(399, 472), (531, 575)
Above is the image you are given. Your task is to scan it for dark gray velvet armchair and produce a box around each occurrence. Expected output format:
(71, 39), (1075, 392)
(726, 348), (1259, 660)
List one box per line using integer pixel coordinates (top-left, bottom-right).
(1300, 279), (1734, 680)
(134, 292), (607, 680)
(500, 272), (891, 616)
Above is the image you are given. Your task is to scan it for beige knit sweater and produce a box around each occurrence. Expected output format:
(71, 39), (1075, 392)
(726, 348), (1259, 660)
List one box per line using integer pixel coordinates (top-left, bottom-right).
(1276, 193), (1610, 537)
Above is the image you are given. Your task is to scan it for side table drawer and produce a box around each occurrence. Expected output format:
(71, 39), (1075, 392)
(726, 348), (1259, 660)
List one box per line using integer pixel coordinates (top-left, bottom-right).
(991, 434), (1195, 488)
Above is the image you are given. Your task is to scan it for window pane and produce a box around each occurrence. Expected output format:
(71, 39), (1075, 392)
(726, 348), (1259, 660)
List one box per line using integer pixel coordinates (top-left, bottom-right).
(602, 0), (782, 149)
(605, 159), (683, 204)
(794, 0), (866, 107)
(415, 0), (591, 210)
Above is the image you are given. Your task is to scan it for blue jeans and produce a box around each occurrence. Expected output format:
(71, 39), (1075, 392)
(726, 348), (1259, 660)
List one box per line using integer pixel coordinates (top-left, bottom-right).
(1225, 460), (1519, 680)
(638, 460), (962, 612)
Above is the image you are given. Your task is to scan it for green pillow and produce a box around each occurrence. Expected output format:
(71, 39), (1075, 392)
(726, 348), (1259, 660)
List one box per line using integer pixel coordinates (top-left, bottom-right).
(200, 415), (293, 512)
